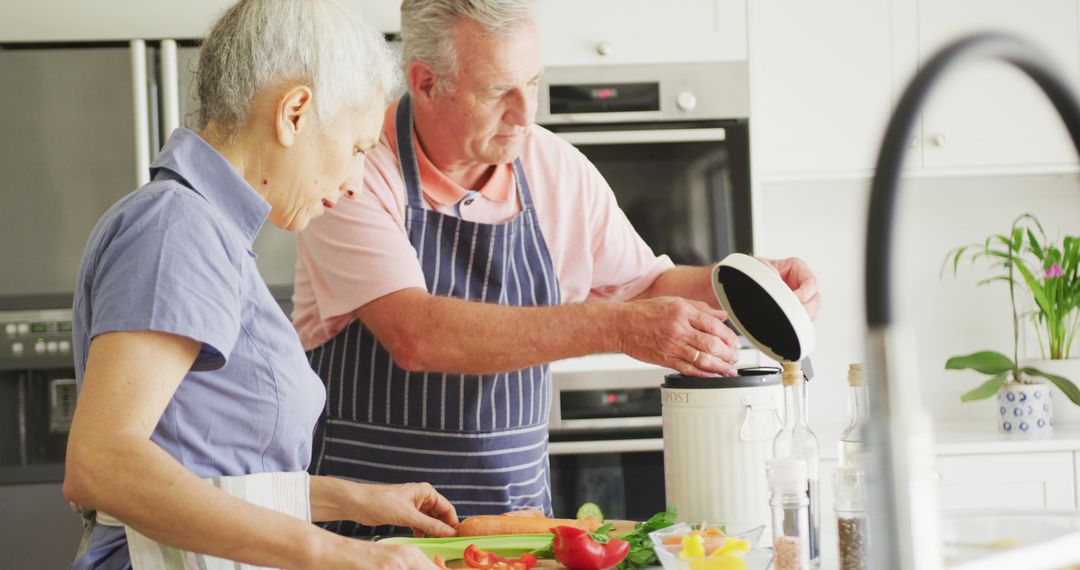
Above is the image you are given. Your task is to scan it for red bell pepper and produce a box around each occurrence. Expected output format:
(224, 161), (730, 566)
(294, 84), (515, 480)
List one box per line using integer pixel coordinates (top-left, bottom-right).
(550, 525), (630, 570)
(461, 544), (539, 570)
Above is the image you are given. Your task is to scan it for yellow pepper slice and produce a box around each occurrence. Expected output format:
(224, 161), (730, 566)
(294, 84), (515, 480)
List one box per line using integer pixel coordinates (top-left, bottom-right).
(688, 555), (747, 570)
(680, 533), (707, 559)
(712, 538), (750, 557)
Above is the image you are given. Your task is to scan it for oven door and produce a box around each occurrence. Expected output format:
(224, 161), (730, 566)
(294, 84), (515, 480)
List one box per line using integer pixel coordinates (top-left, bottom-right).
(548, 427), (666, 522)
(549, 122), (752, 265)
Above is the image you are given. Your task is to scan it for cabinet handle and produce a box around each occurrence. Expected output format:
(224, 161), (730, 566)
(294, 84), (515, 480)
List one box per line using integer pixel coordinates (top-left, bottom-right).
(548, 438), (663, 455)
(596, 41), (613, 56)
(931, 133), (947, 147)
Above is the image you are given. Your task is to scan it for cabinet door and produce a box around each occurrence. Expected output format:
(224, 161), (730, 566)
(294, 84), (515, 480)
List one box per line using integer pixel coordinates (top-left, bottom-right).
(918, 0), (1080, 169)
(535, 0), (746, 66)
(748, 0), (896, 176)
(936, 452), (1076, 511)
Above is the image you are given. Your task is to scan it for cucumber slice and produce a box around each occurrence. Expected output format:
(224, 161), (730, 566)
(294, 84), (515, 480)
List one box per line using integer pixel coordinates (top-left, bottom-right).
(576, 502), (604, 522)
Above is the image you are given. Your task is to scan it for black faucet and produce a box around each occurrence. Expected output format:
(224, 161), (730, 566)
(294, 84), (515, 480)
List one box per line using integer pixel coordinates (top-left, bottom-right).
(863, 32), (1080, 569)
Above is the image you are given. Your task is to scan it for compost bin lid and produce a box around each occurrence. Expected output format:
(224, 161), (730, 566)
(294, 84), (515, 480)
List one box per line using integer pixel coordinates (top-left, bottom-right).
(711, 253), (815, 363)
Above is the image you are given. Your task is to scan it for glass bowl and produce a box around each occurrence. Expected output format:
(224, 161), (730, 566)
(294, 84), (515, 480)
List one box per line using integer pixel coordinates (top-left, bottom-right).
(648, 522), (773, 570)
(942, 510), (1080, 569)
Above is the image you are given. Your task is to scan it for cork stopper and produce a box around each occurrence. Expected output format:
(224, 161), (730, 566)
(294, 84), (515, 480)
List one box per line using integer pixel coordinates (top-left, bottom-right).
(848, 363), (867, 387)
(781, 360), (803, 386)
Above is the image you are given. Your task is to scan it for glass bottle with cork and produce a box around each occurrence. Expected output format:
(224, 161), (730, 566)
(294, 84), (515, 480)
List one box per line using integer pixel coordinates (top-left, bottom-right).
(772, 359), (820, 568)
(838, 363), (868, 468)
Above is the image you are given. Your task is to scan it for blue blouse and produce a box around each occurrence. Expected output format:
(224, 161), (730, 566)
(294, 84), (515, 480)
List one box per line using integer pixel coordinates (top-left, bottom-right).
(71, 128), (325, 569)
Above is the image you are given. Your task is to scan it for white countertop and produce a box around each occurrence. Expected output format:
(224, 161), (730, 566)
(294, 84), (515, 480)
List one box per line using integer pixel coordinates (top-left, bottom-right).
(814, 420), (1080, 459)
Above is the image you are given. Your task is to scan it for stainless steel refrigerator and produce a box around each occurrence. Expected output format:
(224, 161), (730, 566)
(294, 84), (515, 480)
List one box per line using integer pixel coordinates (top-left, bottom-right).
(0, 39), (298, 568)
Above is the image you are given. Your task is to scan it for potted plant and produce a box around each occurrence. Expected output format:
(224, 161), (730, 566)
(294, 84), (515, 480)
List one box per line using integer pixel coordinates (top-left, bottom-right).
(943, 213), (1080, 434)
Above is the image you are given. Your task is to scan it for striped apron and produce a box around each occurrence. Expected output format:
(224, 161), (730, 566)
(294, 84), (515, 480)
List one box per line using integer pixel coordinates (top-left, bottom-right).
(307, 94), (561, 537)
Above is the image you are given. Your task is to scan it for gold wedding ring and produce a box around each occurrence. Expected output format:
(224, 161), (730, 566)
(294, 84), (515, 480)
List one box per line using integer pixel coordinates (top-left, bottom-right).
(691, 349), (701, 366)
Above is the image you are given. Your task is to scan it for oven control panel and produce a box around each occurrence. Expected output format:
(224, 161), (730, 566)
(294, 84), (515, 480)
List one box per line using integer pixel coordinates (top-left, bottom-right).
(0, 308), (74, 363)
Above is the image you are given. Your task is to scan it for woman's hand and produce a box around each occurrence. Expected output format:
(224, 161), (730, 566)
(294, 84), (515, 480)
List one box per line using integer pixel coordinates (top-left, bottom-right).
(312, 478), (458, 537)
(358, 482), (459, 537)
(312, 534), (441, 570)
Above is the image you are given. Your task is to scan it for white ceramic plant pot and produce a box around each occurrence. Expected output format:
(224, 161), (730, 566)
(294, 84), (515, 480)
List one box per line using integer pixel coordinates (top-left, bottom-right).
(996, 383), (1053, 435)
(1021, 358), (1080, 428)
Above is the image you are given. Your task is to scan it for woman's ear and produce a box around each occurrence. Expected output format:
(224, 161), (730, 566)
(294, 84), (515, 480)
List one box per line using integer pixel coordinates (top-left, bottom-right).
(274, 85), (314, 147)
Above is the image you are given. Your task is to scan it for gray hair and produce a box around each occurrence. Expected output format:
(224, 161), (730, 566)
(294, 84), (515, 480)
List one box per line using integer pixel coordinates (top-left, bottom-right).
(194, 0), (400, 138)
(400, 0), (534, 84)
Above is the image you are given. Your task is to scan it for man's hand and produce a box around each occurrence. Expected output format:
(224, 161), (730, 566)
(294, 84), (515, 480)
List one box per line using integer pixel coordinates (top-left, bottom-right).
(348, 482), (458, 538)
(761, 257), (822, 320)
(615, 296), (741, 377)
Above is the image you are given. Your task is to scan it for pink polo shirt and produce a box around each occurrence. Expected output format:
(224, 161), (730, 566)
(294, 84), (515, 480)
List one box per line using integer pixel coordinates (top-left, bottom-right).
(292, 99), (674, 350)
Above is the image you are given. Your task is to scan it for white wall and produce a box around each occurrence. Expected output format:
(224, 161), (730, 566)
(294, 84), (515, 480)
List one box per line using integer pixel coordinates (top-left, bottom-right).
(755, 173), (1080, 434)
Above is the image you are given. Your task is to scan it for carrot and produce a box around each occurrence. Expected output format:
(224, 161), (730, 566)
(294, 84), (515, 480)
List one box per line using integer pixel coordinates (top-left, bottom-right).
(504, 509), (546, 518)
(457, 512), (602, 537)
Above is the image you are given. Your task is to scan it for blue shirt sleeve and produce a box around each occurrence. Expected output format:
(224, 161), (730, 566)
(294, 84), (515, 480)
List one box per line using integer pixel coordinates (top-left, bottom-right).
(88, 190), (243, 370)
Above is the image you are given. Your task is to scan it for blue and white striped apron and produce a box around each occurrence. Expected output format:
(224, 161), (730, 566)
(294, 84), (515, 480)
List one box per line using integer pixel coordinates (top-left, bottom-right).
(307, 95), (562, 537)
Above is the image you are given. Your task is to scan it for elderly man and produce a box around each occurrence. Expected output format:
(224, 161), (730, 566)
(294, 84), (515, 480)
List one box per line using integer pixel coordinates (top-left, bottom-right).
(293, 0), (821, 535)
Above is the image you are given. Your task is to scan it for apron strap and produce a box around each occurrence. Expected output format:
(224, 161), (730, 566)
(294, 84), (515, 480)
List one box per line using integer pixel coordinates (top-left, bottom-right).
(395, 93), (425, 209)
(511, 158), (536, 210)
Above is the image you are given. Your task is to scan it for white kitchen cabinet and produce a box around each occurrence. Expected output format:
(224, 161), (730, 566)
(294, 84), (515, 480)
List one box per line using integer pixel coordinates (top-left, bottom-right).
(917, 0), (1080, 171)
(750, 0), (1080, 178)
(0, 0), (401, 42)
(935, 451), (1077, 511)
(748, 0), (898, 177)
(535, 0), (746, 67)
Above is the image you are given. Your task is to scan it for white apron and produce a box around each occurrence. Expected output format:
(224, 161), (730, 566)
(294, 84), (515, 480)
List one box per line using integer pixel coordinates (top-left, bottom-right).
(94, 471), (310, 570)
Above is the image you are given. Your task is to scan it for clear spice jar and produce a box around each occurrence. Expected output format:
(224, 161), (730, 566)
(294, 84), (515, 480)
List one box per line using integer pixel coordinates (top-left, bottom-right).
(768, 457), (811, 570)
(833, 465), (869, 570)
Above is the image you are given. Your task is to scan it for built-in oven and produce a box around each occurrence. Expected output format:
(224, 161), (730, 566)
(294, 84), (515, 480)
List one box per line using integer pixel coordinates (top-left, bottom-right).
(536, 61), (752, 265)
(547, 363), (667, 521)
(539, 61), (753, 520)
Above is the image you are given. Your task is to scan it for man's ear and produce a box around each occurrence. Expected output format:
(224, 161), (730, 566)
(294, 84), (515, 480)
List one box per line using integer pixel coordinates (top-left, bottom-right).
(274, 84), (314, 147)
(407, 60), (441, 109)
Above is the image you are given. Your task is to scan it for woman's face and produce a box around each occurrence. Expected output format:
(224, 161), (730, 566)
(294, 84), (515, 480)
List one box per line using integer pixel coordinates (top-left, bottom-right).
(268, 95), (386, 232)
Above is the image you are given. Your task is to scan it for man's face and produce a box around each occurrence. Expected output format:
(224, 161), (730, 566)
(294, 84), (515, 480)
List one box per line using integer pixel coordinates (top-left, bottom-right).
(429, 19), (543, 167)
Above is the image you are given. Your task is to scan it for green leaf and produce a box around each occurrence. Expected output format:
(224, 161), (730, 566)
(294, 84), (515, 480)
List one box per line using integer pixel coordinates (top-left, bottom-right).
(1015, 261), (1053, 316)
(615, 507), (678, 570)
(1022, 367), (1080, 406)
(960, 373), (1009, 402)
(589, 523), (614, 544)
(1029, 229), (1044, 259)
(945, 351), (1014, 374)
(1013, 227), (1024, 252)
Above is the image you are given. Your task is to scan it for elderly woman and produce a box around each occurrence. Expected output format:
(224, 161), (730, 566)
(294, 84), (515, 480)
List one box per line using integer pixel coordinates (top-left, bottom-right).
(62, 1), (456, 568)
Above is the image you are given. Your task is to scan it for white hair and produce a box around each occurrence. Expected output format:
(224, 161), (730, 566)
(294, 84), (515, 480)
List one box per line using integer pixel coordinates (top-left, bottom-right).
(194, 0), (400, 137)
(400, 0), (534, 85)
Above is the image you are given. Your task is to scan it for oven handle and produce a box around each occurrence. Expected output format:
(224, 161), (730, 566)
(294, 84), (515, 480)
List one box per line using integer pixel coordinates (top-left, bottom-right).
(548, 438), (664, 455)
(554, 128), (727, 146)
